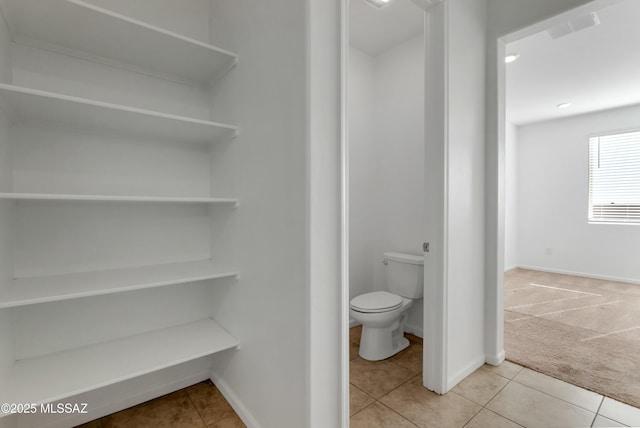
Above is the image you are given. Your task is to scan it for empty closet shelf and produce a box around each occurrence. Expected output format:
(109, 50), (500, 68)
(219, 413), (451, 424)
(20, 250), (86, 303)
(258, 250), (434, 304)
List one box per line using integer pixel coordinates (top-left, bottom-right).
(0, 260), (239, 308)
(0, 319), (238, 407)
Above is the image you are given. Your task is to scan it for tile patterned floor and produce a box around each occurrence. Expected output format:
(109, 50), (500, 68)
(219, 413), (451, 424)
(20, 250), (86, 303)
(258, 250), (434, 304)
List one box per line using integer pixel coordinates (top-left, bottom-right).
(78, 380), (245, 428)
(349, 326), (640, 427)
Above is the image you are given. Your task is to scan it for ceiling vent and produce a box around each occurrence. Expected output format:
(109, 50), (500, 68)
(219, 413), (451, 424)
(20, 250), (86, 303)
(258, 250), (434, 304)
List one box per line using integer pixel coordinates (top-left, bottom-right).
(547, 12), (600, 39)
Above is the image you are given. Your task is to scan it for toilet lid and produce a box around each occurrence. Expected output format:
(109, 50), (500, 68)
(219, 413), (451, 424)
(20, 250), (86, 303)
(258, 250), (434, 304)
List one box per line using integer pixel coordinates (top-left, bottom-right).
(350, 291), (402, 313)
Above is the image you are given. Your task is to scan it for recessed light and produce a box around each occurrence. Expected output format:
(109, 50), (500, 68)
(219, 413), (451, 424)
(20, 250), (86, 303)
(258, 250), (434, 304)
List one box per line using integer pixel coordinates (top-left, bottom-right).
(504, 53), (520, 63)
(557, 102), (572, 109)
(363, 0), (392, 7)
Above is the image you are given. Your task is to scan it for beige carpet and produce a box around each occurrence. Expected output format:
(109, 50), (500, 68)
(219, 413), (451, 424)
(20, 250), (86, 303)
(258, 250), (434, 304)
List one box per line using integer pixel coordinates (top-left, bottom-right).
(504, 269), (640, 409)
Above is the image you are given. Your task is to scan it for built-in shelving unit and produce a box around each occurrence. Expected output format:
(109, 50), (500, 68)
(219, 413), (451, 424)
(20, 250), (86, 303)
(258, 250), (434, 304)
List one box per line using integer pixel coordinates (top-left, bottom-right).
(3, 0), (237, 84)
(0, 193), (238, 204)
(0, 260), (238, 308)
(1, 319), (238, 405)
(0, 84), (238, 144)
(0, 0), (242, 421)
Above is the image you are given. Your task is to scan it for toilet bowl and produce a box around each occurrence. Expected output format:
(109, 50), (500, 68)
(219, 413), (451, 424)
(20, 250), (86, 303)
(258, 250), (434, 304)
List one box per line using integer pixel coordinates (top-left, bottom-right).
(350, 252), (424, 361)
(350, 291), (413, 360)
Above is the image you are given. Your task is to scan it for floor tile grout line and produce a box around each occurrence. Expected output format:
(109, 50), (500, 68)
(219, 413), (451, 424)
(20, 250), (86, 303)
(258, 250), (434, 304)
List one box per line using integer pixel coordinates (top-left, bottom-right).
(506, 376), (602, 416)
(590, 396), (605, 427)
(593, 398), (634, 427)
(479, 371), (513, 407)
(184, 387), (207, 426)
(477, 377), (527, 428)
(349, 401), (376, 419)
(375, 399), (421, 427)
(481, 408), (526, 428)
(460, 400), (485, 428)
(350, 381), (377, 402)
(377, 371), (423, 400)
(507, 366), (610, 414)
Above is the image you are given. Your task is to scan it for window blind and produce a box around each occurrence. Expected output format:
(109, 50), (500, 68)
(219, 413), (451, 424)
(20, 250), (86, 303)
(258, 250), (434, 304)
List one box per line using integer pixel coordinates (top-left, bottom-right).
(588, 130), (640, 224)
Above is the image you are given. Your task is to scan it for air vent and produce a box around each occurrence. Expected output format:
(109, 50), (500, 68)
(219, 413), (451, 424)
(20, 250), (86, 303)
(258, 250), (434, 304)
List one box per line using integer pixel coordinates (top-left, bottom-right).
(547, 12), (600, 39)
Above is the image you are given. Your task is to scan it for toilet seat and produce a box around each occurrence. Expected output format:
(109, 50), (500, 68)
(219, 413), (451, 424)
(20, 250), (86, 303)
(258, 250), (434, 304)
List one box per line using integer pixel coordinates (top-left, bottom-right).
(350, 291), (402, 313)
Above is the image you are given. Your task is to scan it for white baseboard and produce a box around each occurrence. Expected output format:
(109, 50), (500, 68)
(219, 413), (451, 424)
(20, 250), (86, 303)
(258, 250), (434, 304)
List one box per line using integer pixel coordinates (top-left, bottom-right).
(404, 323), (423, 338)
(517, 264), (640, 285)
(504, 265), (518, 272)
(485, 349), (506, 366)
(446, 354), (485, 391)
(210, 371), (262, 428)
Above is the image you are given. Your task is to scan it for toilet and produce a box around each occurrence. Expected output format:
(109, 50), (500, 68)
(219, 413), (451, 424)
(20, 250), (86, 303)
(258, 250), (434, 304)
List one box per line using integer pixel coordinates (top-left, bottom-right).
(350, 252), (424, 361)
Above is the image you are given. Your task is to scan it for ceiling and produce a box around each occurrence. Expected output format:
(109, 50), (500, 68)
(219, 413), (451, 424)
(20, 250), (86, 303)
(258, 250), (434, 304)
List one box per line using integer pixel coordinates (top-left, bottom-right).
(350, 0), (423, 56)
(507, 0), (640, 125)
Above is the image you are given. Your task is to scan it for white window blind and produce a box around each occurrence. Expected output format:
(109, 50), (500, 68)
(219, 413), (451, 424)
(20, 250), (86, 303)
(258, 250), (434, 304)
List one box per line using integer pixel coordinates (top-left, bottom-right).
(588, 130), (640, 224)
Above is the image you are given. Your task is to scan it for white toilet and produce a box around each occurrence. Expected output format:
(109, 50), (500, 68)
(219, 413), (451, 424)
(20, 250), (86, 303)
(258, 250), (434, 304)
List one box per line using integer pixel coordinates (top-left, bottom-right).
(350, 252), (424, 361)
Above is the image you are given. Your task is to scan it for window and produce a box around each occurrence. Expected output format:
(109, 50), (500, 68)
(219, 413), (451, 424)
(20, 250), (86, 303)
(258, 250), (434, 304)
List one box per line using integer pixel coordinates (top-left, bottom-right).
(588, 130), (640, 224)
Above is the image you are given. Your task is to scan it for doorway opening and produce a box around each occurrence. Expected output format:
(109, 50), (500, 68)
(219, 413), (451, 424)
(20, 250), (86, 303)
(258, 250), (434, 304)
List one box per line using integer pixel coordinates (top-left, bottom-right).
(345, 0), (428, 423)
(501, 0), (640, 411)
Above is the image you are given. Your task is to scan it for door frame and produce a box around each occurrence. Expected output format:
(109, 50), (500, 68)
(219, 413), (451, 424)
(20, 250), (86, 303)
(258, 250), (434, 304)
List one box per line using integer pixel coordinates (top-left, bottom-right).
(340, 0), (449, 404)
(488, 0), (625, 371)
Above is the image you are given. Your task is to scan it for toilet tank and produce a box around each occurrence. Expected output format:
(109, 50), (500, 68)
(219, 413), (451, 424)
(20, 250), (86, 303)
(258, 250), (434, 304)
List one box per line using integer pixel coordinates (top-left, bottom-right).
(384, 252), (424, 299)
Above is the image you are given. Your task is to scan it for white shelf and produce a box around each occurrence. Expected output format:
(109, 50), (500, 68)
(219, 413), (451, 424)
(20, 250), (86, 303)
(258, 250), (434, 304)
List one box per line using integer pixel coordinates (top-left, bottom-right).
(3, 0), (238, 84)
(0, 192), (238, 204)
(0, 84), (238, 144)
(0, 260), (238, 308)
(1, 319), (238, 406)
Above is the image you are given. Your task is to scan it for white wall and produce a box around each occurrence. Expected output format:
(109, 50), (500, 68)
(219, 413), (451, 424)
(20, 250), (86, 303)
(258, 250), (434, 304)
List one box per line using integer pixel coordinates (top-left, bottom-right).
(504, 121), (518, 270)
(373, 35), (425, 333)
(517, 104), (640, 283)
(349, 34), (425, 334)
(207, 1), (308, 426)
(348, 47), (376, 303)
(0, 4), (14, 390)
(11, 43), (210, 119)
(445, 0), (487, 386)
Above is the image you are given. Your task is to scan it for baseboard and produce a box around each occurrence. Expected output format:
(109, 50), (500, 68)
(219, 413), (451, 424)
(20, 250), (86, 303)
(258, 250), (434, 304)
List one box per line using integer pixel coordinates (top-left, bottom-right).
(446, 354), (485, 391)
(404, 323), (423, 338)
(504, 265), (518, 272)
(485, 349), (506, 366)
(517, 264), (640, 285)
(210, 371), (262, 428)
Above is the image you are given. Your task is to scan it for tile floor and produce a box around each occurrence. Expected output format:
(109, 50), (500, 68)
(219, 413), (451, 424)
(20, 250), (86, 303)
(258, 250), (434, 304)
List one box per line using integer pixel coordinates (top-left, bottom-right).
(78, 380), (245, 428)
(76, 318), (640, 427)
(349, 325), (640, 428)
